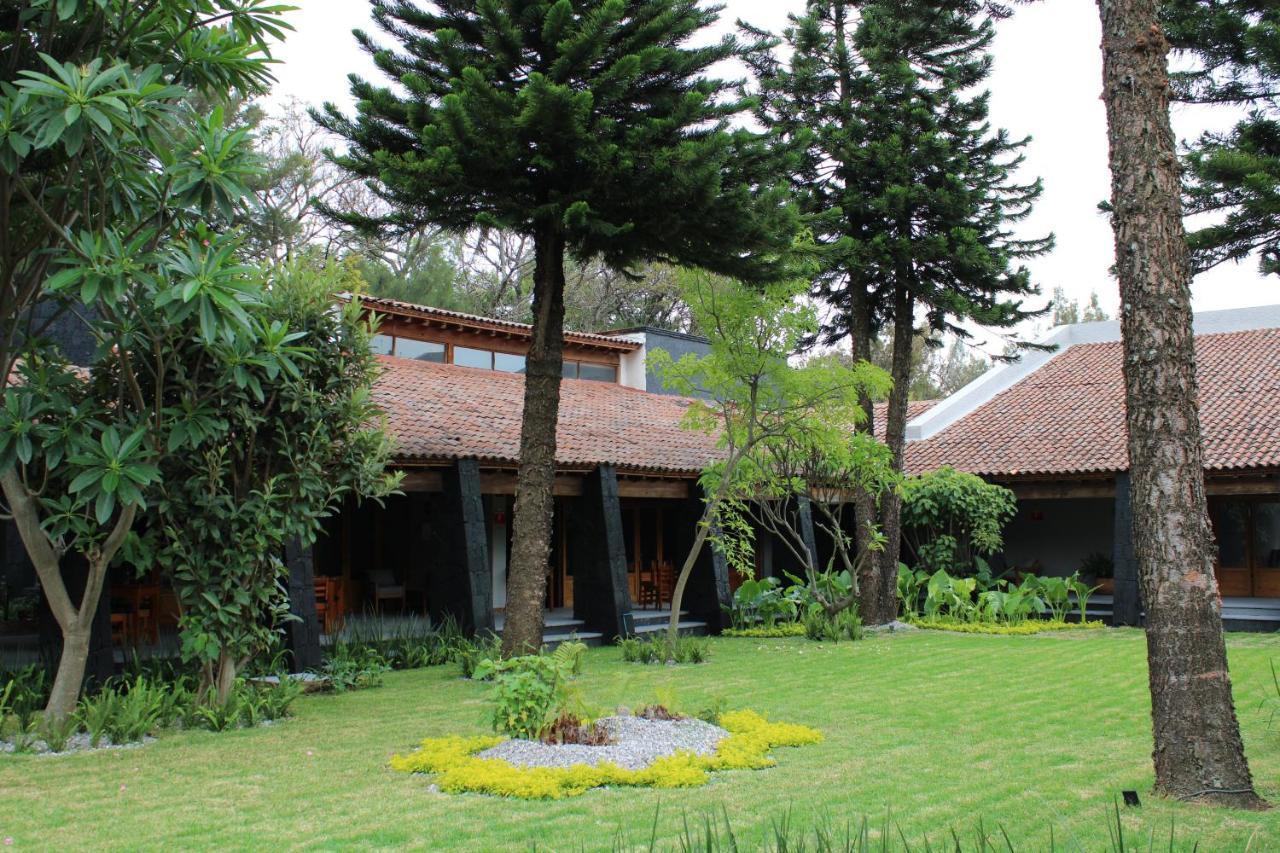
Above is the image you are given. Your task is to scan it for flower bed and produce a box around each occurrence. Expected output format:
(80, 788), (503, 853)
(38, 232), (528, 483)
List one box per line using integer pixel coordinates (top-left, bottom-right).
(390, 709), (822, 799)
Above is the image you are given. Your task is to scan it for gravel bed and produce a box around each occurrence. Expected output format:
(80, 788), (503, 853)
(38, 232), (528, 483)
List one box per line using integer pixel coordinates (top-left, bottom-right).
(0, 733), (156, 756)
(478, 716), (728, 771)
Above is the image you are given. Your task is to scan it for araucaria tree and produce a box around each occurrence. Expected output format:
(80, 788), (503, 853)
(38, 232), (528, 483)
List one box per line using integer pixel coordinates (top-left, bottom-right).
(1096, 0), (1266, 808)
(321, 0), (796, 653)
(0, 0), (292, 722)
(1164, 1), (1280, 275)
(744, 0), (1051, 624)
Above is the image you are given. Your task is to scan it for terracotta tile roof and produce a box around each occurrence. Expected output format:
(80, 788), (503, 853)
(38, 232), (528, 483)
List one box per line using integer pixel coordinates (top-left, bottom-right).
(905, 327), (1280, 477)
(349, 294), (641, 352)
(872, 400), (937, 442)
(374, 356), (719, 475)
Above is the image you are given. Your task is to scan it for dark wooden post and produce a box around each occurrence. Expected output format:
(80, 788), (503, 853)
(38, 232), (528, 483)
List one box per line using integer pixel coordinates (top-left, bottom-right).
(569, 465), (634, 638)
(442, 459), (494, 635)
(283, 537), (322, 671)
(1112, 472), (1141, 626)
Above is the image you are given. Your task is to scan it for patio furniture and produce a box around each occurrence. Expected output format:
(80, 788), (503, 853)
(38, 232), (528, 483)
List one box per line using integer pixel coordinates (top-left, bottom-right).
(314, 576), (347, 635)
(655, 560), (675, 607)
(369, 569), (406, 614)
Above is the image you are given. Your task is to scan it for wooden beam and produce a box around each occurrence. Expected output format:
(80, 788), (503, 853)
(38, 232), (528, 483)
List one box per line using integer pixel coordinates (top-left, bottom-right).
(1206, 478), (1280, 496)
(400, 470), (443, 492)
(617, 478), (690, 499)
(1007, 481), (1116, 500)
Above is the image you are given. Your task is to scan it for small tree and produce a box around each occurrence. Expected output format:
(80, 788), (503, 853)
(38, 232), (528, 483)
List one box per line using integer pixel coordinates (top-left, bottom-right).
(721, 425), (897, 617)
(0, 0), (292, 723)
(899, 467), (1016, 574)
(147, 260), (399, 705)
(652, 272), (891, 641)
(320, 0), (797, 654)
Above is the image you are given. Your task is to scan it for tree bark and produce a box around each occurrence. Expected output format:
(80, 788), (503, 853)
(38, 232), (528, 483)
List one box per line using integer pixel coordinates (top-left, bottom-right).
(1096, 0), (1266, 809)
(870, 287), (915, 625)
(501, 224), (567, 656)
(847, 282), (883, 621)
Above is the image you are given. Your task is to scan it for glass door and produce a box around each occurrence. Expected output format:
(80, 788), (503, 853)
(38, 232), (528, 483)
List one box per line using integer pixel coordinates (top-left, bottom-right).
(1210, 500), (1252, 597)
(1252, 501), (1280, 598)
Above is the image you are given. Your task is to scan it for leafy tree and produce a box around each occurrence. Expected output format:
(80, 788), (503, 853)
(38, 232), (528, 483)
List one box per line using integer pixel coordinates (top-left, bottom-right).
(868, 333), (989, 400)
(744, 0), (1052, 625)
(899, 467), (1015, 574)
(1050, 287), (1110, 326)
(319, 0), (797, 653)
(146, 260), (398, 706)
(1097, 0), (1265, 808)
(0, 0), (292, 722)
(1165, 2), (1280, 275)
(652, 271), (891, 640)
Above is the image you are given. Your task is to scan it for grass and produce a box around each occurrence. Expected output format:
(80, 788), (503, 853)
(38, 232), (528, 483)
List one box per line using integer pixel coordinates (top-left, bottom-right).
(2, 629), (1279, 850)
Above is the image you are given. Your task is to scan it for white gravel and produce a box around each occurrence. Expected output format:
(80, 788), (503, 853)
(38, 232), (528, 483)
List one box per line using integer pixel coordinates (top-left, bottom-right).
(0, 732), (155, 756)
(478, 715), (728, 771)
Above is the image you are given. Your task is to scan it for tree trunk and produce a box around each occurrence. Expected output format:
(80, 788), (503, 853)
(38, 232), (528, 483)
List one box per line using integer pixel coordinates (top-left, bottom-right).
(1096, 0), (1266, 809)
(45, 627), (90, 723)
(501, 224), (567, 656)
(847, 283), (882, 621)
(871, 288), (915, 625)
(215, 653), (238, 707)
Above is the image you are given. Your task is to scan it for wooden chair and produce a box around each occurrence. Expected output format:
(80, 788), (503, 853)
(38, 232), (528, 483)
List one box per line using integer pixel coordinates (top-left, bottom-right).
(110, 612), (130, 647)
(369, 569), (405, 614)
(131, 585), (160, 645)
(637, 560), (660, 609)
(656, 561), (675, 607)
(314, 577), (334, 635)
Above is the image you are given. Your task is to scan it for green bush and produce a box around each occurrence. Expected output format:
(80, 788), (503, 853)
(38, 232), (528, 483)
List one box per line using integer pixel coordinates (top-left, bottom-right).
(333, 613), (465, 671)
(315, 644), (390, 692)
(617, 634), (710, 665)
(473, 651), (584, 741)
(901, 467), (1016, 573)
(802, 607), (863, 642)
(908, 618), (1106, 635)
(722, 624), (808, 638)
(455, 632), (504, 679)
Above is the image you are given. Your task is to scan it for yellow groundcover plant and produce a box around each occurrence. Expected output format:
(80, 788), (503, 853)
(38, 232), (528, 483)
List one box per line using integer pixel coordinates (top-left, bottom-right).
(390, 709), (822, 799)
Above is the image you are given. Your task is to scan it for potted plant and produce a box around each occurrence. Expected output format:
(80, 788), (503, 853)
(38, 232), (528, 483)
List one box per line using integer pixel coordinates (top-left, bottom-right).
(1080, 552), (1114, 595)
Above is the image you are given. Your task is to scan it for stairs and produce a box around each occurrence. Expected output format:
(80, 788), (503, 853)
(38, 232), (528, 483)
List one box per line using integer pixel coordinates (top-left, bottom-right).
(631, 609), (708, 638)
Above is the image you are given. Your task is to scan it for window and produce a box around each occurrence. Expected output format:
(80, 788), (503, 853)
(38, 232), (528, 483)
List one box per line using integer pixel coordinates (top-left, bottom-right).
(454, 346), (493, 369)
(493, 352), (526, 373)
(395, 338), (446, 362)
(371, 334), (394, 355)
(578, 362), (617, 383)
(562, 361), (579, 379)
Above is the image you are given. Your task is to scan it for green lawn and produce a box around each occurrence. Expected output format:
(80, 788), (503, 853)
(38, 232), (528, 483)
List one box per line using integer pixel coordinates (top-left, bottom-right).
(3, 629), (1279, 850)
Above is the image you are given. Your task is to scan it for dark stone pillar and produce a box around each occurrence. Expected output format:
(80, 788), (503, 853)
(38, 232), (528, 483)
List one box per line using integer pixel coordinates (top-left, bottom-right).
(569, 465), (634, 638)
(438, 459), (493, 635)
(1113, 472), (1141, 626)
(283, 537), (322, 671)
(757, 526), (774, 579)
(797, 495), (819, 573)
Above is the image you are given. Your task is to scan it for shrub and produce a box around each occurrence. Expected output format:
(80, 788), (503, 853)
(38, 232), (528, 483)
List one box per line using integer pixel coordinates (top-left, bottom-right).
(315, 644), (390, 692)
(722, 623), (808, 638)
(725, 577), (801, 630)
(901, 467), (1016, 574)
(802, 607), (863, 642)
(617, 634), (710, 664)
(334, 613), (465, 671)
(473, 651), (584, 741)
(455, 632), (504, 679)
(390, 709), (823, 799)
(908, 618), (1106, 635)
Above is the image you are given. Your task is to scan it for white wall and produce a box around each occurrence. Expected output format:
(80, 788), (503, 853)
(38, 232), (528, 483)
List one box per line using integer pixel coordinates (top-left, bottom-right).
(1000, 498), (1114, 578)
(614, 332), (647, 390)
(488, 495), (508, 609)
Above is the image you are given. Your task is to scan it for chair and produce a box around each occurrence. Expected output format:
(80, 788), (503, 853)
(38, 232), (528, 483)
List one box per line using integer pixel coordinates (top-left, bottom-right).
(637, 560), (660, 609)
(314, 577), (335, 635)
(656, 561), (675, 607)
(368, 570), (406, 614)
(110, 612), (130, 647)
(131, 585), (160, 646)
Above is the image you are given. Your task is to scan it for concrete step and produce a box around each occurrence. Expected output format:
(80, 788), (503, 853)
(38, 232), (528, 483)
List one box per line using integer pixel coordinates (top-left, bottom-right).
(634, 620), (708, 637)
(542, 631), (605, 649)
(630, 610), (687, 629)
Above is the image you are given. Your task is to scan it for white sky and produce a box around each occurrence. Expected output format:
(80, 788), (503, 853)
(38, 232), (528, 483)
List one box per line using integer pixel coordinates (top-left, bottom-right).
(264, 0), (1278, 332)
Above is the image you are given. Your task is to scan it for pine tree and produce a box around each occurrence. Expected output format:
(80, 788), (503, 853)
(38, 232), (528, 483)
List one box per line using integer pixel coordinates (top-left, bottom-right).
(1097, 0), (1266, 808)
(319, 0), (796, 653)
(1165, 1), (1280, 275)
(744, 0), (1051, 624)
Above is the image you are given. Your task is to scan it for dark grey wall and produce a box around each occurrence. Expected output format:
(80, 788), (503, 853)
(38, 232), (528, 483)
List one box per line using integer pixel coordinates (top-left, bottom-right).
(638, 328), (712, 398)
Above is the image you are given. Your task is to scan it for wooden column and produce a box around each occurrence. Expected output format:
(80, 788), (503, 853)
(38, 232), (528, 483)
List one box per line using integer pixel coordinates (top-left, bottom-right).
(1112, 472), (1142, 626)
(569, 464), (634, 638)
(678, 486), (732, 632)
(283, 537), (322, 671)
(440, 459), (494, 635)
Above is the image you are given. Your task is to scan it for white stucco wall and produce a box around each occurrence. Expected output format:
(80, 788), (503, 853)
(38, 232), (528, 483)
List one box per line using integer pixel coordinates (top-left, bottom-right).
(488, 495), (508, 609)
(1000, 498), (1114, 578)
